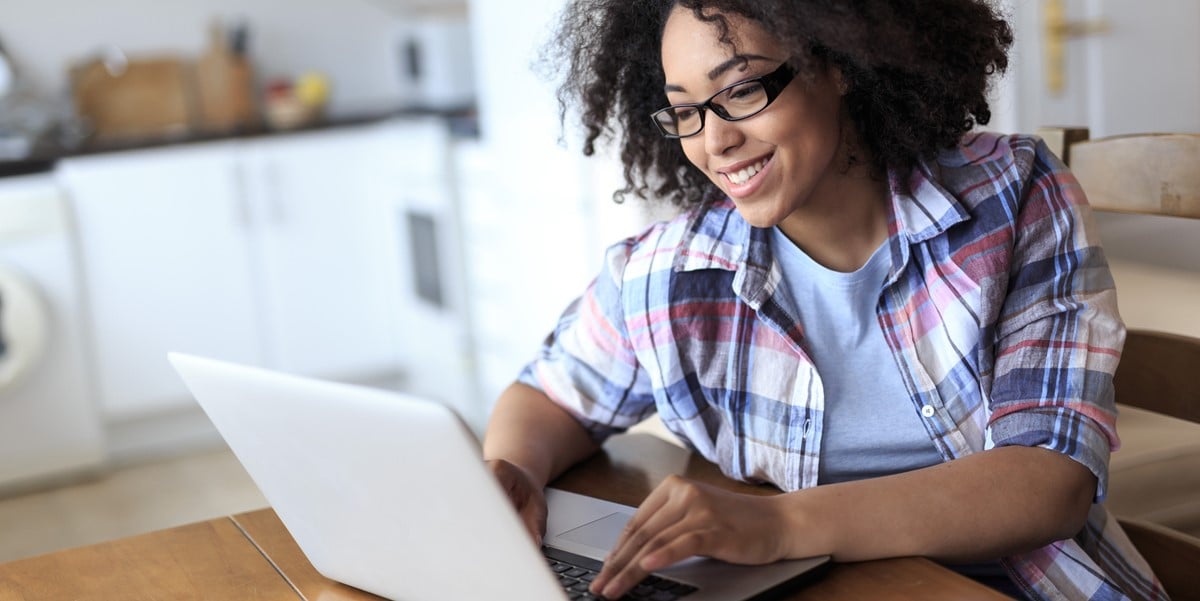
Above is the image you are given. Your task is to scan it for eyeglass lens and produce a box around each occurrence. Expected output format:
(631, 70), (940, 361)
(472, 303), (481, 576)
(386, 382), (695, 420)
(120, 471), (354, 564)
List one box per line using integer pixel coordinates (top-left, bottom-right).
(653, 79), (770, 137)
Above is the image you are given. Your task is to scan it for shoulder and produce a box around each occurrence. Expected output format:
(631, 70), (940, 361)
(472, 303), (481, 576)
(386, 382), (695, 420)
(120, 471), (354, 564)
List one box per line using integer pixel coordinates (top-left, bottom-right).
(932, 131), (1080, 219)
(935, 132), (1060, 195)
(605, 200), (747, 278)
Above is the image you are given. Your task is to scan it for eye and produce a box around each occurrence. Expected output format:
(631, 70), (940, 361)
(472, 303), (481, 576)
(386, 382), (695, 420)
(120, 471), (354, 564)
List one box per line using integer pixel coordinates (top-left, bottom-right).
(726, 82), (765, 102)
(674, 107), (700, 122)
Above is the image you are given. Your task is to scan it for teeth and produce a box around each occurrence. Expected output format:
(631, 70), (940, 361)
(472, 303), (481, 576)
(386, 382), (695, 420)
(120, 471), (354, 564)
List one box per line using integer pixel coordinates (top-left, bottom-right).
(727, 158), (768, 185)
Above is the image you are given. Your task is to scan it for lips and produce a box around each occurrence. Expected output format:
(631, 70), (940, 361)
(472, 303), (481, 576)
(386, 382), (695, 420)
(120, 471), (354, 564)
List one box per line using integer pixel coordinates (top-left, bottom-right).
(723, 156), (770, 185)
(718, 153), (774, 197)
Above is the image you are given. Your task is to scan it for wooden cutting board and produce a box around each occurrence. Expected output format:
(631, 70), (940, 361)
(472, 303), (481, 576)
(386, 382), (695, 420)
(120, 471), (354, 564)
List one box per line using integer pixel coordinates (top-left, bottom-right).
(71, 57), (196, 141)
(195, 49), (257, 133)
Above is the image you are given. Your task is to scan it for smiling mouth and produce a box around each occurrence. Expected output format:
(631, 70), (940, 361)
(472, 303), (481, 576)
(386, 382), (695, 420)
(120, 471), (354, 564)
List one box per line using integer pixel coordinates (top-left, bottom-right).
(722, 155), (772, 186)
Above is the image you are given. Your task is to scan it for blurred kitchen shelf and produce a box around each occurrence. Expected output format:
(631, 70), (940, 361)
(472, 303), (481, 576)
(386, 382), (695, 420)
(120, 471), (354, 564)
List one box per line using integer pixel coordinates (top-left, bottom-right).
(0, 105), (477, 179)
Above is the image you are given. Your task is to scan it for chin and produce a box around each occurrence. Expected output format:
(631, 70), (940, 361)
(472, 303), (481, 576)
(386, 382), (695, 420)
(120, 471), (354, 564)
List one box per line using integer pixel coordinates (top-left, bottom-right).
(730, 201), (784, 229)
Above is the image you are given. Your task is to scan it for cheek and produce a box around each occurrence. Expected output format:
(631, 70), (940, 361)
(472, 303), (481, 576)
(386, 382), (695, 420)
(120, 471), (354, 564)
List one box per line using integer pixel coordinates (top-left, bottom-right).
(680, 140), (712, 174)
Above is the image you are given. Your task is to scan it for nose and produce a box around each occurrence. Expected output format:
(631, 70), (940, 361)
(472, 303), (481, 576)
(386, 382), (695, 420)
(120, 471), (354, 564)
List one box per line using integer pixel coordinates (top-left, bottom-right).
(702, 110), (742, 157)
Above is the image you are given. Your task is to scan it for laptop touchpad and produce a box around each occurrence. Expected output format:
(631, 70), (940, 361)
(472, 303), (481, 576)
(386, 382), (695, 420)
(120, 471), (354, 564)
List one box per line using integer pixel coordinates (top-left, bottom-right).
(557, 512), (633, 551)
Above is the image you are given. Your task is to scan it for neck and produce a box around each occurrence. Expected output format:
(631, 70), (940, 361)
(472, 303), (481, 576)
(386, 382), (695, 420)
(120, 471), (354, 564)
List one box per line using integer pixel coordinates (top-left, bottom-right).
(776, 164), (890, 273)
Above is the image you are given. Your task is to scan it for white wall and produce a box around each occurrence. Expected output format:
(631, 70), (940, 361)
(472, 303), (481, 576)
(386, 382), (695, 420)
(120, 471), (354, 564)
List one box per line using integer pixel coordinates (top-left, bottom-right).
(461, 0), (656, 406)
(1003, 0), (1200, 339)
(0, 0), (447, 116)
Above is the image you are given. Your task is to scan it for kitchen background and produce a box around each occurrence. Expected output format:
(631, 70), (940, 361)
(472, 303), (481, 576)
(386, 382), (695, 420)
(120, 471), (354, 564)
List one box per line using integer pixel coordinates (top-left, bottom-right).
(1, 0), (1198, 563)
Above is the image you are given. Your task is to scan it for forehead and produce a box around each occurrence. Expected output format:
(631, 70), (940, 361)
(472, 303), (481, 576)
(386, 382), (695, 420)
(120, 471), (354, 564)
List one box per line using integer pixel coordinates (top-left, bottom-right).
(660, 6), (780, 77)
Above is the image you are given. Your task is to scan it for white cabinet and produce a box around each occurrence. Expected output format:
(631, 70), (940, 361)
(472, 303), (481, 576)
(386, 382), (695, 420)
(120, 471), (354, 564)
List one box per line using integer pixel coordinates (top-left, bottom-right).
(242, 128), (404, 379)
(60, 122), (427, 420)
(369, 121), (481, 426)
(60, 143), (263, 418)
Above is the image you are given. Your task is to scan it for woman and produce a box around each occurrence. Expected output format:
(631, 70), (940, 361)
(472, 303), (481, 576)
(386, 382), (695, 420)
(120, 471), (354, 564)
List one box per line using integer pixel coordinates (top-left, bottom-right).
(483, 1), (1165, 600)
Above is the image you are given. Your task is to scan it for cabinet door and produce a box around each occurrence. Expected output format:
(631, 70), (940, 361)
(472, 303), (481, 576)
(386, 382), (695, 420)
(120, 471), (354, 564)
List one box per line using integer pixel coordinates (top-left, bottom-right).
(59, 143), (263, 418)
(374, 120), (480, 424)
(241, 126), (405, 380)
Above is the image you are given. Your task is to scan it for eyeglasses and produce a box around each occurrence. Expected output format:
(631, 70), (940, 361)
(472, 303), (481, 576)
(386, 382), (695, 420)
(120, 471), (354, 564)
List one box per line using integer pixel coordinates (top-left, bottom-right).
(650, 62), (797, 139)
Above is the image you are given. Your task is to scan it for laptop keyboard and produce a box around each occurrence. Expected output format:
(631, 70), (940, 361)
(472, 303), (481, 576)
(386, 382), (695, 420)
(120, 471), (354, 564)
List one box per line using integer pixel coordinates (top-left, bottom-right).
(543, 546), (698, 601)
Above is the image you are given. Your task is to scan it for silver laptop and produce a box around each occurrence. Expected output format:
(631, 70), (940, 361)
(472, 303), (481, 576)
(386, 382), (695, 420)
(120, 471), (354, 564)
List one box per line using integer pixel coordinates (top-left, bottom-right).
(168, 352), (829, 601)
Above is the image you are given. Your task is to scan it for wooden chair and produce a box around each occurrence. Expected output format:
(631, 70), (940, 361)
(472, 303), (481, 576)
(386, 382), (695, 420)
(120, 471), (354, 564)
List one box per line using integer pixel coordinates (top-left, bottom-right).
(1110, 329), (1200, 601)
(1040, 128), (1200, 601)
(1113, 329), (1200, 425)
(1119, 518), (1200, 601)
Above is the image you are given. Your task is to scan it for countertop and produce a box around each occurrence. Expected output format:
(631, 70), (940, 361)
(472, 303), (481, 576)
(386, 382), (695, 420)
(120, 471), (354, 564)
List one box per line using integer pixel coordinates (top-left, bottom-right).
(0, 105), (476, 178)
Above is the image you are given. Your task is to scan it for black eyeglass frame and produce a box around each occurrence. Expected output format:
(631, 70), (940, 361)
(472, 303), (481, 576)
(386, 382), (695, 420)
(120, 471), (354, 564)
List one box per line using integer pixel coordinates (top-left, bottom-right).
(650, 61), (798, 139)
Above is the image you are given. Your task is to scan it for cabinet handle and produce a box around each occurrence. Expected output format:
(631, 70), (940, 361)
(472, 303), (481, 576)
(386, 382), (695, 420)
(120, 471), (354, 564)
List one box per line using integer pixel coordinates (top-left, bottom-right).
(267, 161), (286, 224)
(233, 160), (252, 228)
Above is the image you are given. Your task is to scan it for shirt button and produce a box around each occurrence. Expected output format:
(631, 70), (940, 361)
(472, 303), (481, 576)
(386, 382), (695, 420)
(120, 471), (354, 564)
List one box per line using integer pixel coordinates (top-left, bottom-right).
(921, 405), (936, 418)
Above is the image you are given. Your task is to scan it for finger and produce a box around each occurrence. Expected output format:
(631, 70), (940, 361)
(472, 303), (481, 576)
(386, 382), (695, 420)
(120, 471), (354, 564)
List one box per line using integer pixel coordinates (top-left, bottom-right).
(599, 523), (707, 600)
(609, 478), (673, 552)
(638, 526), (706, 572)
(521, 498), (548, 546)
(592, 488), (675, 587)
(606, 475), (690, 562)
(592, 480), (691, 593)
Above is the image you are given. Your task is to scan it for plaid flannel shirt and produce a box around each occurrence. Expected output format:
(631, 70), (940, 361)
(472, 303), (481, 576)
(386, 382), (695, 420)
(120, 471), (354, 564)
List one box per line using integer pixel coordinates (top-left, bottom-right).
(518, 132), (1167, 601)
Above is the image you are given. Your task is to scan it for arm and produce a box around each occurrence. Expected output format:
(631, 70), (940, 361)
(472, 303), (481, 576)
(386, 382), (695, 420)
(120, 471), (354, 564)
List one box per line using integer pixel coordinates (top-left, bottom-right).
(483, 382), (600, 544)
(483, 381), (600, 487)
(486, 234), (660, 546)
(777, 445), (1095, 562)
(590, 445), (1094, 599)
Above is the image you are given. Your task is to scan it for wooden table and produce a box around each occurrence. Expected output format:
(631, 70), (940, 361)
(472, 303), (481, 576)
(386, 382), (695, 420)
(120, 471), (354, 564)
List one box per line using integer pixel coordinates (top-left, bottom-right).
(0, 434), (1012, 600)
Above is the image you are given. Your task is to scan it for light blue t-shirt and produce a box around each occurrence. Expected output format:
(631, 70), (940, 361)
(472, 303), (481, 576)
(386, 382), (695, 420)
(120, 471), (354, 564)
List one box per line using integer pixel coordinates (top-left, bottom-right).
(769, 227), (943, 484)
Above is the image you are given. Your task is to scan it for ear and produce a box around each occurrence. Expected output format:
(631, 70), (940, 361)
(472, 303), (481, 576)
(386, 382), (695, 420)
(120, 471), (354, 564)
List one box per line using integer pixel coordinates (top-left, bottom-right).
(830, 66), (850, 95)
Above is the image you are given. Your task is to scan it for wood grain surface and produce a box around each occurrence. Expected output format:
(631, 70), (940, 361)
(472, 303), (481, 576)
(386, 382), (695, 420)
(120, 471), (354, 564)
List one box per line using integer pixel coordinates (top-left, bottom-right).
(1, 433), (1015, 600)
(234, 508), (388, 601)
(0, 517), (298, 601)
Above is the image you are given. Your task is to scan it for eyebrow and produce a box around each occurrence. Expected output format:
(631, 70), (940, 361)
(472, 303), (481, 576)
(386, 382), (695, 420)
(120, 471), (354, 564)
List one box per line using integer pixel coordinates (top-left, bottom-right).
(663, 54), (773, 93)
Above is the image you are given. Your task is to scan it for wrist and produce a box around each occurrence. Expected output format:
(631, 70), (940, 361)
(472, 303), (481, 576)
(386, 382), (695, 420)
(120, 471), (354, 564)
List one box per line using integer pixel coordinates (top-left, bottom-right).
(483, 454), (550, 488)
(769, 489), (837, 559)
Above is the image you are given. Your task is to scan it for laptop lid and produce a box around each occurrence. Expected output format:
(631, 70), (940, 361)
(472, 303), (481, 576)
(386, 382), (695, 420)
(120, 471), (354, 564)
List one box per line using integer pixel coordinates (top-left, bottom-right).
(169, 352), (564, 600)
(169, 352), (829, 601)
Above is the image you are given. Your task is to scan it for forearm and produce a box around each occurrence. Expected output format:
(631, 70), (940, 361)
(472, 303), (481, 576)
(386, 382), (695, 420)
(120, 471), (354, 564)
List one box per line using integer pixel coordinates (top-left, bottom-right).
(482, 382), (601, 486)
(777, 446), (1097, 562)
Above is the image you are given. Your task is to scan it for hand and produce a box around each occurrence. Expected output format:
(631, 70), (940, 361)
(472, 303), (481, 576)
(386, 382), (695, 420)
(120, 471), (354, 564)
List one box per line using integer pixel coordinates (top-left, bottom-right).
(591, 475), (789, 600)
(486, 459), (548, 546)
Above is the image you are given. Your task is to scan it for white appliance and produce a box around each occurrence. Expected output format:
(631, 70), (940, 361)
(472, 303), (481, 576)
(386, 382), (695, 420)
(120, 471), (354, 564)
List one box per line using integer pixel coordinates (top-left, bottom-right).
(395, 17), (475, 109)
(0, 173), (105, 490)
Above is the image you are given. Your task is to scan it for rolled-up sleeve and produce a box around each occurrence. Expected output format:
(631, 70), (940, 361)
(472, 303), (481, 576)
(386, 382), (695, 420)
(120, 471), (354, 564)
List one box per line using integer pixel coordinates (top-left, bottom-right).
(987, 140), (1124, 501)
(517, 238), (658, 442)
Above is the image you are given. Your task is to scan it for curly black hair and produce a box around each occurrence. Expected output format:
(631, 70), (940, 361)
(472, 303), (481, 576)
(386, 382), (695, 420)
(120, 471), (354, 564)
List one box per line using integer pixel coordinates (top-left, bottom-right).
(545, 0), (1013, 207)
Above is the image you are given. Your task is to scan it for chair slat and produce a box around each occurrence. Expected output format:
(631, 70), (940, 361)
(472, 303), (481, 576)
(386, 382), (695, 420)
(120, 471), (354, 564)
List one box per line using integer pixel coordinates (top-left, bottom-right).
(1114, 329), (1200, 425)
(1070, 134), (1200, 219)
(1117, 517), (1200, 601)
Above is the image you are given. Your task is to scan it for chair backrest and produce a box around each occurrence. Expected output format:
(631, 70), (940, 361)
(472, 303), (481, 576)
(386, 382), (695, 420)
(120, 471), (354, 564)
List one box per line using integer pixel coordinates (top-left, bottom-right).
(1037, 127), (1200, 424)
(1112, 329), (1200, 424)
(1038, 128), (1200, 219)
(1116, 517), (1200, 601)
(1040, 127), (1200, 600)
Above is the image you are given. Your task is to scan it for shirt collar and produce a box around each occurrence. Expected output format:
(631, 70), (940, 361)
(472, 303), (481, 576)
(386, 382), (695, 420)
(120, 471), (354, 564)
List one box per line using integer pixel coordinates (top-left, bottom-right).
(887, 159), (972, 244)
(672, 201), (776, 310)
(672, 159), (971, 305)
